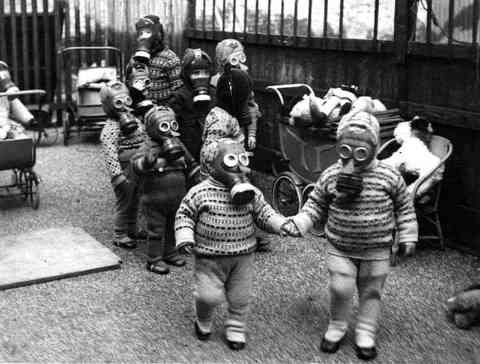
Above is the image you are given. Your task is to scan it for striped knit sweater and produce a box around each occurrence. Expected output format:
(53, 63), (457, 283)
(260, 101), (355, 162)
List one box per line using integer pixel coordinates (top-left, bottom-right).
(145, 47), (183, 105)
(175, 178), (287, 256)
(292, 160), (418, 251)
(100, 117), (146, 184)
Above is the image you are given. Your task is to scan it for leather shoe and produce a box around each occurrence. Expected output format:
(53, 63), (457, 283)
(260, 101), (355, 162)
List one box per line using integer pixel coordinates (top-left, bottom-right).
(113, 236), (137, 250)
(226, 340), (245, 351)
(355, 344), (377, 361)
(256, 237), (271, 252)
(146, 261), (170, 275)
(320, 337), (342, 353)
(194, 321), (211, 341)
(164, 255), (186, 267)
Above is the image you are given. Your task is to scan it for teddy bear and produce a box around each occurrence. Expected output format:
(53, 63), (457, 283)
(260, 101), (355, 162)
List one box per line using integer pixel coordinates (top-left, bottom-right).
(446, 283), (480, 329)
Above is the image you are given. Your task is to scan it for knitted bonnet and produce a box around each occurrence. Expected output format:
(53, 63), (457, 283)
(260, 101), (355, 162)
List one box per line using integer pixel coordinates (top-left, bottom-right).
(215, 39), (244, 71)
(336, 111), (380, 147)
(99, 81), (130, 117)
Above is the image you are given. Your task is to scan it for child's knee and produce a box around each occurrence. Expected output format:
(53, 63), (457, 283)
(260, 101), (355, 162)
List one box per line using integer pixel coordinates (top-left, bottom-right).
(194, 272), (225, 306)
(330, 272), (356, 298)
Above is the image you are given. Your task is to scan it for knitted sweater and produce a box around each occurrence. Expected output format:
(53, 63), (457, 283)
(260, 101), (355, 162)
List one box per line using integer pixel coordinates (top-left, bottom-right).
(292, 160), (418, 252)
(175, 178), (287, 256)
(100, 117), (146, 185)
(145, 47), (183, 105)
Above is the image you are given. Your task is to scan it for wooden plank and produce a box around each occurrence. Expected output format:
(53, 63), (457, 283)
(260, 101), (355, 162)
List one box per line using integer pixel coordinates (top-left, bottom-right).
(232, 0), (236, 33)
(373, 0), (379, 41)
(0, 227), (121, 291)
(0, 0), (6, 60)
(54, 0), (63, 120)
(32, 0), (41, 101)
(448, 0), (454, 46)
(474, 0), (479, 44)
(9, 0), (18, 84)
(339, 0), (344, 38)
(243, 0), (247, 36)
(426, 0), (432, 43)
(307, 0), (312, 38)
(42, 0), (52, 100)
(323, 0), (328, 37)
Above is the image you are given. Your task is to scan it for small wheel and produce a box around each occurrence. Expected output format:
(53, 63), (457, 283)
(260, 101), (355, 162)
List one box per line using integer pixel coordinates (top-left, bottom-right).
(31, 191), (40, 209)
(272, 172), (303, 216)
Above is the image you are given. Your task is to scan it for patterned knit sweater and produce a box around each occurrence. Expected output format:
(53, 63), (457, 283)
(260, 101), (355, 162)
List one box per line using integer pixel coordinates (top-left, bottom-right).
(292, 160), (418, 252)
(100, 117), (146, 184)
(175, 178), (287, 256)
(145, 47), (183, 105)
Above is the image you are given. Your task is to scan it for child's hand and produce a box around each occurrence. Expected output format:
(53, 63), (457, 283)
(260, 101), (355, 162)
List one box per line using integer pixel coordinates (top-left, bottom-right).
(399, 242), (416, 257)
(177, 242), (194, 255)
(280, 220), (302, 237)
(247, 135), (256, 150)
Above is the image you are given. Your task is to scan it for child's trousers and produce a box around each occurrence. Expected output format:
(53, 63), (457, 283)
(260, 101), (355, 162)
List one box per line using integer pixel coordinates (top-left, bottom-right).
(326, 253), (390, 342)
(193, 254), (254, 341)
(113, 167), (140, 239)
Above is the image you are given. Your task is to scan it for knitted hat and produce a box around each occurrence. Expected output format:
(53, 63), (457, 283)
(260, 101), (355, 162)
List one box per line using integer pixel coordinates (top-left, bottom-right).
(181, 48), (213, 80)
(135, 15), (164, 46)
(216, 68), (252, 115)
(336, 111), (380, 147)
(215, 39), (245, 71)
(99, 81), (130, 117)
(200, 138), (241, 176)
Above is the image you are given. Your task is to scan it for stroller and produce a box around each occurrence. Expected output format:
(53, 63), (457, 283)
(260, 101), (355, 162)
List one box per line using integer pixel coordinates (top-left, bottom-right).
(59, 46), (123, 145)
(267, 84), (404, 218)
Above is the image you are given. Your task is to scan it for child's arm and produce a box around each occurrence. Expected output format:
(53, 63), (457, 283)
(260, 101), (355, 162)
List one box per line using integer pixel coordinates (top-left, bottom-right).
(100, 120), (124, 187)
(393, 172), (419, 255)
(174, 189), (199, 252)
(246, 92), (260, 150)
(290, 175), (330, 236)
(251, 188), (288, 234)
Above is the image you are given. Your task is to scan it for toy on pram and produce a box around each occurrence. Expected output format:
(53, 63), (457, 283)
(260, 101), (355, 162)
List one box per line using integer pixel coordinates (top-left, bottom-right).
(267, 83), (404, 219)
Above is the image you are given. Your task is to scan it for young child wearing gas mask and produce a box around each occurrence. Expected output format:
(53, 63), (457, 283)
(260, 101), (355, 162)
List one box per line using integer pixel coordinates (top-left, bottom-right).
(0, 61), (36, 139)
(125, 61), (154, 119)
(131, 105), (200, 275)
(210, 39), (260, 152)
(130, 15), (182, 106)
(175, 137), (288, 350)
(282, 111), (418, 361)
(100, 81), (146, 250)
(168, 48), (214, 161)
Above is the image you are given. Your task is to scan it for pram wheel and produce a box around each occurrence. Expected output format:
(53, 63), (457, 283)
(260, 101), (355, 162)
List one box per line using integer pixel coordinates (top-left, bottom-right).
(272, 171), (303, 216)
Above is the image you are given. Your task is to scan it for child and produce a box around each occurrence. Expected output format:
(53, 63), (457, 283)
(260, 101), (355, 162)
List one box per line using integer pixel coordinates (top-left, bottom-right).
(100, 81), (146, 249)
(168, 48), (214, 161)
(130, 15), (182, 106)
(130, 105), (200, 275)
(210, 38), (260, 152)
(175, 137), (288, 350)
(282, 111), (418, 360)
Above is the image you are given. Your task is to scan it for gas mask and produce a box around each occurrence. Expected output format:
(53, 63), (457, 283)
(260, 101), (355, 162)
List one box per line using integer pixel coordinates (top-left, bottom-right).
(127, 62), (154, 116)
(100, 81), (138, 135)
(211, 140), (255, 205)
(225, 50), (248, 72)
(181, 48), (213, 108)
(145, 106), (185, 162)
(133, 15), (164, 63)
(0, 61), (19, 93)
(335, 137), (375, 201)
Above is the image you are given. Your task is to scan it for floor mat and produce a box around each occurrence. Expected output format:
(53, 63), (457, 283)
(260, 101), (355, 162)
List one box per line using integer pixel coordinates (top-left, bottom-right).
(0, 226), (121, 290)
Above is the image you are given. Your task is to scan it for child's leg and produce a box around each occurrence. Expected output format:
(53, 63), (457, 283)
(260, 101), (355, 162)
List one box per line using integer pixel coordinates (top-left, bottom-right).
(113, 173), (138, 248)
(194, 256), (227, 334)
(144, 203), (169, 274)
(224, 254), (254, 347)
(325, 254), (357, 343)
(162, 211), (186, 266)
(355, 259), (390, 350)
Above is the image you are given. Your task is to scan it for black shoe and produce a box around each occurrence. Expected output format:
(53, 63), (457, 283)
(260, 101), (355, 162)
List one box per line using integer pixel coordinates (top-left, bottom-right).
(226, 340), (245, 351)
(146, 261), (170, 275)
(163, 255), (187, 267)
(194, 321), (211, 341)
(256, 237), (271, 253)
(113, 236), (137, 250)
(320, 337), (342, 353)
(355, 344), (378, 361)
(128, 230), (148, 240)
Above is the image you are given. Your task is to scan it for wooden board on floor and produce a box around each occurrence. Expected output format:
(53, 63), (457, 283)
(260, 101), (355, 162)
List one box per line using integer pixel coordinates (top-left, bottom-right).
(0, 227), (121, 290)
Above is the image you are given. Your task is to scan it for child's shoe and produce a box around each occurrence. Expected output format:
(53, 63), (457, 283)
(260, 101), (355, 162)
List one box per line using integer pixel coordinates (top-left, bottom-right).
(354, 344), (377, 361)
(113, 235), (137, 249)
(146, 260), (170, 275)
(320, 320), (348, 353)
(194, 320), (211, 341)
(225, 320), (246, 351)
(163, 253), (186, 267)
(355, 324), (377, 361)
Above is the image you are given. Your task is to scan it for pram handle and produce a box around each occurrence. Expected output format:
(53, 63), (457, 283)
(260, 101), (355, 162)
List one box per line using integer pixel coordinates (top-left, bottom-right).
(0, 89), (47, 97)
(266, 84), (315, 106)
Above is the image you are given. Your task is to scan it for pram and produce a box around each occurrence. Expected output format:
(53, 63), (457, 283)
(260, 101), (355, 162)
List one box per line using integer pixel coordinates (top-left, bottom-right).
(267, 84), (404, 218)
(59, 46), (123, 145)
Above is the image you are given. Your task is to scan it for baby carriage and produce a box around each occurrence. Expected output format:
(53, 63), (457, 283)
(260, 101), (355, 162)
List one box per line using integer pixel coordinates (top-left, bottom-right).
(59, 46), (123, 145)
(267, 84), (404, 218)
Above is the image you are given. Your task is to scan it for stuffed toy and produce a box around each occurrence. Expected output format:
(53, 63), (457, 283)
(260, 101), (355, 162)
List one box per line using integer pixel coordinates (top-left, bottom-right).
(382, 116), (443, 198)
(447, 283), (480, 329)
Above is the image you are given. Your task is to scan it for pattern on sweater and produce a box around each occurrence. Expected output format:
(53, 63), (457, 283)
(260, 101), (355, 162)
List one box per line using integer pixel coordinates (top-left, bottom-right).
(147, 47), (183, 105)
(300, 160), (418, 251)
(100, 118), (146, 179)
(175, 178), (284, 256)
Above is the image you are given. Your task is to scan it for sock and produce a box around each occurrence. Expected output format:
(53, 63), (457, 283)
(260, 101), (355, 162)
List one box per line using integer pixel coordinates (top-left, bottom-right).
(324, 320), (348, 342)
(225, 319), (246, 343)
(355, 321), (376, 348)
(196, 319), (212, 334)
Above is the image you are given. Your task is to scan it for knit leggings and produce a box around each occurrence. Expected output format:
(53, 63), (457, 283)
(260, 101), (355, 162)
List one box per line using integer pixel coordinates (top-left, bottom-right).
(326, 253), (390, 344)
(193, 254), (254, 342)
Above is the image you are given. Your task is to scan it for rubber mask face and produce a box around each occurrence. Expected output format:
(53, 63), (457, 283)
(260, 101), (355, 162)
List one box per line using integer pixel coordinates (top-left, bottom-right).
(226, 50), (248, 72)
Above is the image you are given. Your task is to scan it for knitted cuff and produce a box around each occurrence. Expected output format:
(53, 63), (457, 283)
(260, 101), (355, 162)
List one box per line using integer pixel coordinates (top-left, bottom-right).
(175, 227), (195, 248)
(291, 212), (314, 236)
(111, 173), (126, 187)
(266, 214), (288, 234)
